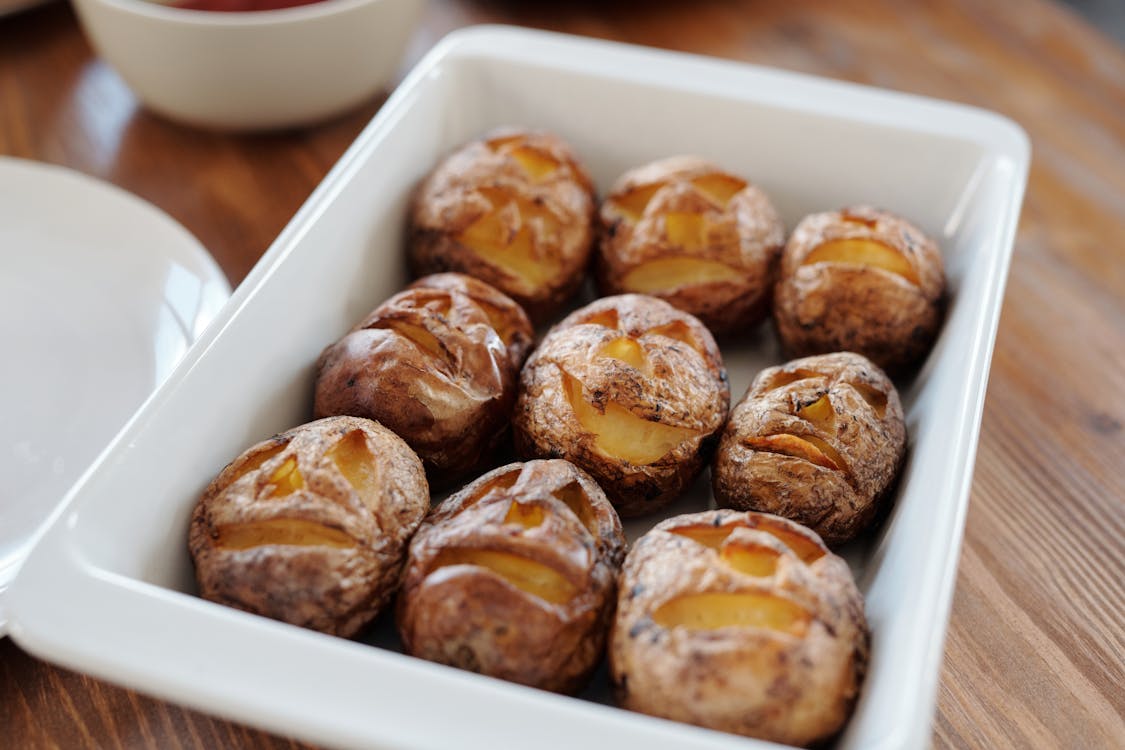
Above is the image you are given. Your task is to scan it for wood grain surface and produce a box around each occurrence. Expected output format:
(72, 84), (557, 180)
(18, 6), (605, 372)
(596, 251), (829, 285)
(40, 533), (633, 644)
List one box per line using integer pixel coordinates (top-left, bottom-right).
(2, 0), (1123, 748)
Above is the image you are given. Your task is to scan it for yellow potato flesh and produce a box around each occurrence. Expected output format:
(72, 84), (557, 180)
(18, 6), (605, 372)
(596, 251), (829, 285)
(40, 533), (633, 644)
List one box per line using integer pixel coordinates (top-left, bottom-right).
(721, 543), (781, 577)
(265, 456), (304, 498)
(663, 213), (709, 251)
(621, 256), (735, 294)
(431, 549), (576, 604)
(802, 239), (918, 283)
(852, 382), (889, 418)
(383, 321), (445, 360)
(458, 201), (558, 287)
(215, 519), (355, 550)
(763, 368), (826, 392)
(598, 337), (647, 370)
(646, 321), (705, 357)
(563, 373), (694, 465)
(671, 523), (826, 564)
(612, 182), (663, 221)
(503, 500), (546, 529)
(508, 146), (559, 181)
(327, 430), (379, 501)
(653, 592), (810, 635)
(691, 173), (746, 207)
(797, 394), (837, 433)
(745, 433), (844, 471)
(552, 480), (597, 535)
(229, 442), (287, 485)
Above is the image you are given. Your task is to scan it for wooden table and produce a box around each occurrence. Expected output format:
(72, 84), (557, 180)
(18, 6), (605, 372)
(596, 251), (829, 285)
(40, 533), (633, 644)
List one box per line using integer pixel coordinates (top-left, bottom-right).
(2, 0), (1123, 747)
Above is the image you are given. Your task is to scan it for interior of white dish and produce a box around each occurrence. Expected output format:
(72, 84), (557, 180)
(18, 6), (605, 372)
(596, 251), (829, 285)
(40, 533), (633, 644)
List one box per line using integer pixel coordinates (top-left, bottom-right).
(15, 28), (1025, 750)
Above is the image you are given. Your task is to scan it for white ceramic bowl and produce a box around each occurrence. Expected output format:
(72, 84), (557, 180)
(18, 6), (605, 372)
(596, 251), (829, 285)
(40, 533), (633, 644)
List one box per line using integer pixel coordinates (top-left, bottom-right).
(70, 0), (424, 130)
(7, 26), (1029, 750)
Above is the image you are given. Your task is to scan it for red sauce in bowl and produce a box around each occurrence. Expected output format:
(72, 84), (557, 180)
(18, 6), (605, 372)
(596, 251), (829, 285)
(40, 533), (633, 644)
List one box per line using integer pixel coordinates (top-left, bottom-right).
(174, 0), (326, 11)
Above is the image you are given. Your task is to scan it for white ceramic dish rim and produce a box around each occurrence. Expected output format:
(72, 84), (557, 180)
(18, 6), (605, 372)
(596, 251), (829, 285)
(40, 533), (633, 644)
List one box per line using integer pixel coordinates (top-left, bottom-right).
(0, 157), (231, 636)
(87, 0), (386, 27)
(6, 25), (1029, 750)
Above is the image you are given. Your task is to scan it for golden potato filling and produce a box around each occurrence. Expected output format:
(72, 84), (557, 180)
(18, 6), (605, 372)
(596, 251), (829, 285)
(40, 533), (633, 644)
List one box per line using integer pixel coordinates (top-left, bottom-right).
(621, 257), (736, 294)
(598, 337), (648, 370)
(669, 522), (826, 565)
(802, 239), (918, 284)
(690, 173), (747, 207)
(612, 182), (662, 221)
(663, 212), (711, 251)
(376, 320), (446, 360)
(721, 542), (781, 577)
(458, 191), (562, 287)
(797, 394), (837, 433)
(214, 518), (356, 551)
(327, 430), (379, 500)
(744, 433), (845, 471)
(431, 548), (576, 605)
(504, 500), (546, 529)
(652, 592), (811, 635)
(508, 146), (560, 181)
(562, 372), (695, 465)
(265, 456), (304, 498)
(852, 382), (889, 418)
(552, 480), (598, 536)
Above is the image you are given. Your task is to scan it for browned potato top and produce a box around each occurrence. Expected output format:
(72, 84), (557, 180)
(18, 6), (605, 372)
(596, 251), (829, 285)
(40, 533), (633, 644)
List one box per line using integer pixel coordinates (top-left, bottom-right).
(514, 295), (729, 517)
(597, 156), (785, 334)
(611, 509), (868, 747)
(409, 129), (596, 321)
(713, 352), (906, 545)
(190, 416), (429, 638)
(314, 274), (532, 483)
(774, 205), (945, 372)
(397, 460), (625, 693)
(408, 272), (533, 369)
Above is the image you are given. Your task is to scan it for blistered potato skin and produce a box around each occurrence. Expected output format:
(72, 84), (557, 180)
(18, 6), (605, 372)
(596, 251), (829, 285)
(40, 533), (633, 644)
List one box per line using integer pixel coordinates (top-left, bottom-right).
(189, 416), (429, 638)
(597, 156), (785, 334)
(610, 510), (868, 747)
(409, 129), (596, 322)
(712, 352), (906, 545)
(773, 205), (945, 374)
(397, 460), (625, 694)
(313, 274), (532, 484)
(513, 295), (729, 517)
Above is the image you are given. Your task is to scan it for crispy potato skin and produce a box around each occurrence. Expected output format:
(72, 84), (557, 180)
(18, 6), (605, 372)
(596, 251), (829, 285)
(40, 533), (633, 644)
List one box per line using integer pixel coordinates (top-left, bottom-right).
(597, 156), (785, 335)
(397, 460), (625, 693)
(408, 129), (596, 322)
(773, 206), (945, 374)
(514, 295), (730, 517)
(189, 416), (429, 638)
(313, 274), (532, 484)
(712, 352), (906, 545)
(610, 510), (868, 747)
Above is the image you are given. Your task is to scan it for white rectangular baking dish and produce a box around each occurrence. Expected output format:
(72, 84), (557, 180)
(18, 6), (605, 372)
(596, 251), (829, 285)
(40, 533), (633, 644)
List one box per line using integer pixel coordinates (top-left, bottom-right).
(6, 25), (1028, 750)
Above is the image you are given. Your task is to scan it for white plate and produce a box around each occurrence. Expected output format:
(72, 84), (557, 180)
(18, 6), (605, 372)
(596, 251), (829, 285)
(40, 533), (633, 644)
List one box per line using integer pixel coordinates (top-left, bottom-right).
(0, 157), (230, 633)
(5, 27), (1028, 750)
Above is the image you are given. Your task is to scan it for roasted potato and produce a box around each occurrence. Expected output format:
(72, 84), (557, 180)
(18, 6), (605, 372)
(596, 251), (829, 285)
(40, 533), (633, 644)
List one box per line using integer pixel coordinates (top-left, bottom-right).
(189, 416), (429, 638)
(773, 205), (945, 373)
(397, 460), (625, 693)
(596, 156), (785, 334)
(514, 294), (729, 517)
(610, 510), (868, 747)
(409, 129), (597, 321)
(313, 273), (533, 483)
(712, 352), (905, 545)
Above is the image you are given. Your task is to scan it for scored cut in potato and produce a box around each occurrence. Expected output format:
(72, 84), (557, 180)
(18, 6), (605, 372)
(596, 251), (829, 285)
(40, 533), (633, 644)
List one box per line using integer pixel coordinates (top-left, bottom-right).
(397, 460), (625, 694)
(409, 129), (597, 322)
(597, 156), (785, 335)
(610, 510), (869, 747)
(773, 205), (945, 373)
(189, 416), (429, 638)
(514, 294), (729, 517)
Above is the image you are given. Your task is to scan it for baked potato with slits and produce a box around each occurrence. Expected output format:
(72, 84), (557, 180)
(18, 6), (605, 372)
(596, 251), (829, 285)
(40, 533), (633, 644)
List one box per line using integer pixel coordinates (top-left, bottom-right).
(597, 156), (785, 335)
(514, 294), (729, 517)
(189, 416), (429, 638)
(712, 352), (905, 545)
(397, 459), (625, 694)
(773, 205), (945, 373)
(409, 128), (596, 322)
(610, 510), (868, 747)
(313, 273), (532, 484)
